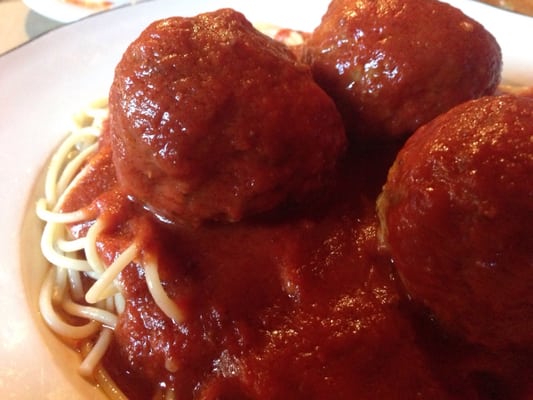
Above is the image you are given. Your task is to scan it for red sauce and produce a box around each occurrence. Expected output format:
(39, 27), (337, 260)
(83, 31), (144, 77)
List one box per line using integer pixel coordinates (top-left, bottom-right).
(57, 8), (531, 399)
(62, 126), (533, 399)
(109, 10), (346, 225)
(378, 95), (533, 350)
(303, 0), (502, 140)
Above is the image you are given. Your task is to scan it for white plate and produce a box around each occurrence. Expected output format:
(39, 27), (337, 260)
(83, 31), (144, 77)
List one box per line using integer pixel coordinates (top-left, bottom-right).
(23, 0), (145, 23)
(0, 0), (531, 398)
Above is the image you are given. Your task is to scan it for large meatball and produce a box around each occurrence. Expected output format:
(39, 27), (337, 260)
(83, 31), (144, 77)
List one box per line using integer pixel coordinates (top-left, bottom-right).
(377, 95), (533, 349)
(304, 0), (502, 140)
(109, 9), (346, 225)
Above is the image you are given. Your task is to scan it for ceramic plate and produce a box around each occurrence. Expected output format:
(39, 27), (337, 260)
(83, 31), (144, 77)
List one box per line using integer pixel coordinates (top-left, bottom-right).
(0, 0), (531, 398)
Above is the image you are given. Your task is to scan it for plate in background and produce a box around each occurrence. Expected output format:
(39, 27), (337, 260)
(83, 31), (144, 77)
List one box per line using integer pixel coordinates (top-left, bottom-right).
(23, 0), (146, 23)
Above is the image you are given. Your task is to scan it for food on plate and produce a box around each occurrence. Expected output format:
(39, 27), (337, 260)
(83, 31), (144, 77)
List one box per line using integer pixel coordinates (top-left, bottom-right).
(63, 0), (113, 10)
(303, 0), (502, 140)
(109, 9), (346, 225)
(35, 3), (533, 400)
(377, 94), (533, 350)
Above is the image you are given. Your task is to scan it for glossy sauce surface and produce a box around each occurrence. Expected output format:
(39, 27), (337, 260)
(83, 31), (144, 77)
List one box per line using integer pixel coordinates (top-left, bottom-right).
(378, 95), (533, 350)
(109, 9), (346, 225)
(303, 0), (502, 139)
(57, 6), (530, 398)
(63, 127), (532, 399)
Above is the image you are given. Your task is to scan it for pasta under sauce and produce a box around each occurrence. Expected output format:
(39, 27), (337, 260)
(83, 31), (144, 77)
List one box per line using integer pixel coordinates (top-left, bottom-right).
(55, 122), (533, 399)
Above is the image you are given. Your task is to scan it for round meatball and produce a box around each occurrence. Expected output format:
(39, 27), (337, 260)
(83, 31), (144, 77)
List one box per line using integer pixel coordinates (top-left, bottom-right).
(109, 9), (346, 225)
(304, 0), (502, 140)
(377, 95), (533, 349)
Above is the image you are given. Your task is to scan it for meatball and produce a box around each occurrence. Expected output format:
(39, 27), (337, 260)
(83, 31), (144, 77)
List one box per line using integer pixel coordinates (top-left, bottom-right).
(303, 0), (502, 140)
(109, 9), (346, 225)
(377, 95), (533, 349)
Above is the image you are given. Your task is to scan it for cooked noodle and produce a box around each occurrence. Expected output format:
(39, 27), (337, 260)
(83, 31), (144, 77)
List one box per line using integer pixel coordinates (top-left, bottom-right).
(144, 256), (185, 324)
(36, 99), (182, 399)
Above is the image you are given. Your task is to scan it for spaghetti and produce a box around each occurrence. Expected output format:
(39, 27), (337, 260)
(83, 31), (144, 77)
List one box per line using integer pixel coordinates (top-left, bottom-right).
(36, 99), (181, 399)
(34, 20), (312, 398)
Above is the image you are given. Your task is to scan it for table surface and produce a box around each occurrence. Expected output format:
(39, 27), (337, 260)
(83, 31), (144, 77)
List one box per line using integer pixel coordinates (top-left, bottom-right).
(0, 0), (63, 55)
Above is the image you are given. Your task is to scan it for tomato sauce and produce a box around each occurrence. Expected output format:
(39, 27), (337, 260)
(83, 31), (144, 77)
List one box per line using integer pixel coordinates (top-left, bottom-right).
(62, 126), (533, 399)
(108, 10), (347, 226)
